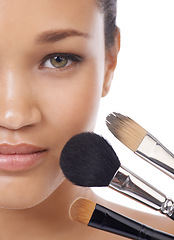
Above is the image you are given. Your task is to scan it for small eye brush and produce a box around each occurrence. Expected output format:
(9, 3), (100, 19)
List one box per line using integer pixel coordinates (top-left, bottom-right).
(70, 198), (174, 240)
(60, 132), (174, 220)
(106, 112), (174, 180)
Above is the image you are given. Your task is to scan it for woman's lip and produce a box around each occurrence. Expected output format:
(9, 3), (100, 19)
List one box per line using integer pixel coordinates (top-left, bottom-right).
(0, 143), (46, 154)
(0, 144), (47, 172)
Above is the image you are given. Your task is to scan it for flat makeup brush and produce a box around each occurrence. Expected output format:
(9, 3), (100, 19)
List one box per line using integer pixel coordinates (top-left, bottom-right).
(70, 198), (174, 240)
(60, 132), (174, 220)
(106, 112), (174, 180)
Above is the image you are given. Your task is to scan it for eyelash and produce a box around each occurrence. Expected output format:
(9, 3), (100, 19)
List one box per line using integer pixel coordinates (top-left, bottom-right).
(40, 53), (83, 70)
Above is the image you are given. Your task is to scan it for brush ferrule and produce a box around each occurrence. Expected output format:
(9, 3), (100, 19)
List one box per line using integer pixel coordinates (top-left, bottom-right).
(136, 133), (174, 179)
(161, 199), (174, 218)
(109, 166), (174, 218)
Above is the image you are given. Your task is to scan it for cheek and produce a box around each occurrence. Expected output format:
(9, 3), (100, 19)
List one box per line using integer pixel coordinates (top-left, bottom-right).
(61, 79), (101, 131)
(39, 63), (104, 144)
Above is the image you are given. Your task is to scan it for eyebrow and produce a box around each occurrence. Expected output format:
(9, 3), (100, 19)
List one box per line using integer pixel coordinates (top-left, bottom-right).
(35, 29), (90, 44)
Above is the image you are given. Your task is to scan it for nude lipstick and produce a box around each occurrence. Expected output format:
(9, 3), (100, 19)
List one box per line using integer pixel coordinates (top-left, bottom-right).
(0, 144), (47, 171)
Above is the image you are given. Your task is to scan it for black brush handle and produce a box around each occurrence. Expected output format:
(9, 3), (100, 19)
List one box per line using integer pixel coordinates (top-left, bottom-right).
(170, 213), (174, 221)
(88, 204), (174, 240)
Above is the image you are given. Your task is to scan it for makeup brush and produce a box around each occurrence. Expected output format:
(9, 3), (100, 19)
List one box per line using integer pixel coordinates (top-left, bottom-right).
(106, 112), (174, 180)
(60, 132), (174, 220)
(70, 198), (174, 240)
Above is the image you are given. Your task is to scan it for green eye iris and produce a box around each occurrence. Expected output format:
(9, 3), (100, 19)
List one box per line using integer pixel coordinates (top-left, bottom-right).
(50, 56), (68, 68)
(42, 53), (83, 70)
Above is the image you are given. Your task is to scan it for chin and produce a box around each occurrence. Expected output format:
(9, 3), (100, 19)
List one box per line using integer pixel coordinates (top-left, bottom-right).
(0, 161), (66, 209)
(0, 177), (65, 210)
(0, 192), (48, 210)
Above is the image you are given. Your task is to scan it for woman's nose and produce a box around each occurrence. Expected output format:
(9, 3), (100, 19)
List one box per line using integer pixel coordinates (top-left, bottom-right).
(0, 106), (42, 130)
(0, 70), (42, 130)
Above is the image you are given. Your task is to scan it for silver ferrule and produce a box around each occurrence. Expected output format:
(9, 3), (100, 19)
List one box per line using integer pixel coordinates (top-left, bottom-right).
(136, 133), (174, 179)
(109, 166), (174, 217)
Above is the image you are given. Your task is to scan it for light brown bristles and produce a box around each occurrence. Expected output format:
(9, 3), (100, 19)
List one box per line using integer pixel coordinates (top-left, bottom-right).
(106, 113), (147, 152)
(69, 198), (96, 225)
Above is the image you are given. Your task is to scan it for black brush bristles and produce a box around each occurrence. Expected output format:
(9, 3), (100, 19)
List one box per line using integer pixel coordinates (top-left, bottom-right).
(60, 132), (120, 187)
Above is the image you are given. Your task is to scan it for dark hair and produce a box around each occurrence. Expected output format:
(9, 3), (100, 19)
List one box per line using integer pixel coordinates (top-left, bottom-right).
(97, 0), (117, 48)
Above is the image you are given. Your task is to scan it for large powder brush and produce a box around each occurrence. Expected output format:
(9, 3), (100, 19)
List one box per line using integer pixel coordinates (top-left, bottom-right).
(60, 132), (120, 187)
(60, 132), (174, 220)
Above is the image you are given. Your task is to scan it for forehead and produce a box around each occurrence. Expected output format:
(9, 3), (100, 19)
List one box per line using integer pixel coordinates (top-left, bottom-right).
(0, 0), (103, 44)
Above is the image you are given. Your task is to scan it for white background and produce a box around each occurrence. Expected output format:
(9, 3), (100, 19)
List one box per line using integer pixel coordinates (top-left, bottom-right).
(94, 0), (174, 214)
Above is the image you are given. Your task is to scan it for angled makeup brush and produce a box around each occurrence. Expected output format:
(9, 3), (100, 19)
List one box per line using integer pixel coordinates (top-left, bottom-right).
(106, 112), (174, 180)
(70, 198), (174, 240)
(60, 132), (174, 220)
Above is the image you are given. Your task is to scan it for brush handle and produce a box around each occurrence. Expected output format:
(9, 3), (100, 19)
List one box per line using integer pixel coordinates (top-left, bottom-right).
(170, 213), (174, 220)
(136, 133), (174, 180)
(109, 166), (174, 220)
(89, 204), (174, 239)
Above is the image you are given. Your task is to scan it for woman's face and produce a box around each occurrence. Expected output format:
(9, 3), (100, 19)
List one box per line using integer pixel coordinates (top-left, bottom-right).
(0, 0), (115, 209)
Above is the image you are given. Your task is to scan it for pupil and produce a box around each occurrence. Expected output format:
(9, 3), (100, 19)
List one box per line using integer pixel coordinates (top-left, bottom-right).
(55, 56), (63, 63)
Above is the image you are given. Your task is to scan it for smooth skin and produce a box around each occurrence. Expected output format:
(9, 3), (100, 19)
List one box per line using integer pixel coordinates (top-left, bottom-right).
(0, 0), (173, 239)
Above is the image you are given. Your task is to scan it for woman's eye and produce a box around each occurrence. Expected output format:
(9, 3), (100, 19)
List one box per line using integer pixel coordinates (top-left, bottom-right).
(41, 54), (82, 69)
(45, 56), (70, 68)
